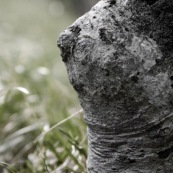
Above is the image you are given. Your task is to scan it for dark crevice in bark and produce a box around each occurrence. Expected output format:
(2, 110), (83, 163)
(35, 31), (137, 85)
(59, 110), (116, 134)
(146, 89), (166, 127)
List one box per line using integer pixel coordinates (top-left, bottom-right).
(170, 76), (173, 81)
(128, 158), (136, 163)
(99, 28), (112, 43)
(69, 25), (81, 35)
(157, 145), (173, 159)
(130, 75), (139, 83)
(140, 0), (158, 5)
(108, 0), (116, 7)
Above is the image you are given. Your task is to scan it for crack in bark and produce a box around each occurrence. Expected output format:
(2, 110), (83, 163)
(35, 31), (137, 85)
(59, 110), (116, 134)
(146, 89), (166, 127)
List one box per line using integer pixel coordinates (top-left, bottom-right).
(157, 145), (173, 159)
(140, 0), (158, 5)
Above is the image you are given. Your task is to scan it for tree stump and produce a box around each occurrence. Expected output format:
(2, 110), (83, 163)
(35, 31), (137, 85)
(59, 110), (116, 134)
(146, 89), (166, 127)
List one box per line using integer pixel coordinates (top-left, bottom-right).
(58, 0), (173, 172)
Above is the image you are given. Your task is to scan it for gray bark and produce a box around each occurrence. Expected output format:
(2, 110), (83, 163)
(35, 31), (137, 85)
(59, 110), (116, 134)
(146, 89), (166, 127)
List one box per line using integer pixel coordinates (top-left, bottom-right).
(58, 0), (173, 172)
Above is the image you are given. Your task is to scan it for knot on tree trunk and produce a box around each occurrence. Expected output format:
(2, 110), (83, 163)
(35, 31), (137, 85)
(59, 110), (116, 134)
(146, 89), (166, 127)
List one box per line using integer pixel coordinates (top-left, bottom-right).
(58, 0), (173, 172)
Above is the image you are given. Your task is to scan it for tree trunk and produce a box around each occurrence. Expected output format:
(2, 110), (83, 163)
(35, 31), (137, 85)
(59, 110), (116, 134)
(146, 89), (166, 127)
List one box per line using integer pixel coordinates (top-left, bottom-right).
(58, 0), (173, 172)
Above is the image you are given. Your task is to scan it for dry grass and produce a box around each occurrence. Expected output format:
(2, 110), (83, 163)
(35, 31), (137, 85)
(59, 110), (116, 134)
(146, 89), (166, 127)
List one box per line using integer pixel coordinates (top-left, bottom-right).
(0, 0), (87, 172)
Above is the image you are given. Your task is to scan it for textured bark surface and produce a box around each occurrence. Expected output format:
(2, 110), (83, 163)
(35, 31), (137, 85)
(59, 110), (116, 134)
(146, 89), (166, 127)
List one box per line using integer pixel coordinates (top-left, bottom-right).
(58, 0), (173, 172)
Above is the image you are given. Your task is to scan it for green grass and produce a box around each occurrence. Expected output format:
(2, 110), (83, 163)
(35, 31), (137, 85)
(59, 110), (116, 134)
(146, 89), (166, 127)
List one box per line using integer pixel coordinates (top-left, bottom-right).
(0, 0), (87, 172)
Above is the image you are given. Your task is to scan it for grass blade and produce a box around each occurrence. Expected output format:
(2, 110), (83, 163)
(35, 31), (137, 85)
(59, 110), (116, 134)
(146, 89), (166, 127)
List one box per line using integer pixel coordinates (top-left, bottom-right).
(35, 109), (83, 142)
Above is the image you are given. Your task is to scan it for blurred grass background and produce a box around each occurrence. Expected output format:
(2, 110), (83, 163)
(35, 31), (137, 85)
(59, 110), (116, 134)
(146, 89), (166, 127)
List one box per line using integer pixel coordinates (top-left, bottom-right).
(0, 0), (98, 172)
